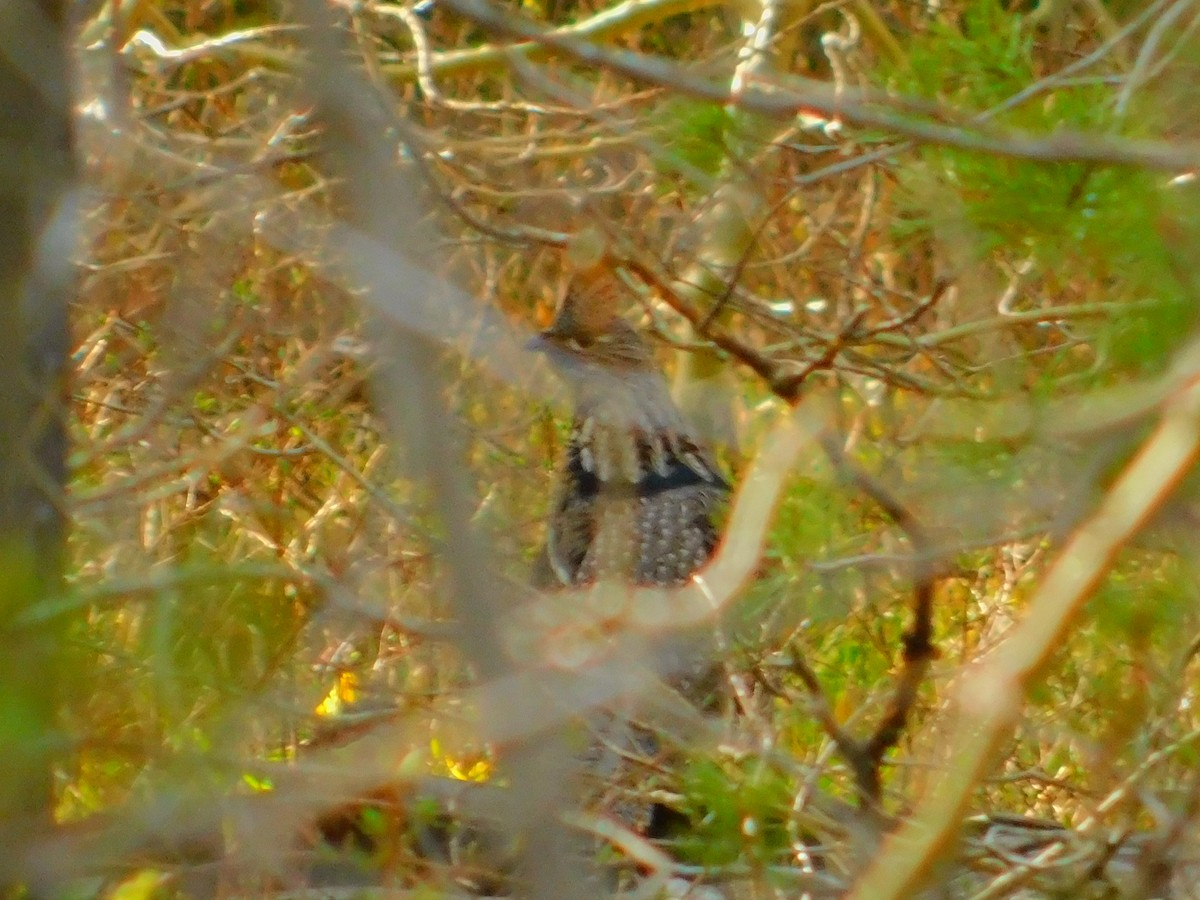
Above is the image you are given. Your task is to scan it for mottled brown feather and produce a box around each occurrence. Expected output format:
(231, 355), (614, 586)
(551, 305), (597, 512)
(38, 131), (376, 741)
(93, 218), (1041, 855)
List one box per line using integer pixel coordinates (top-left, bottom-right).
(532, 271), (727, 589)
(528, 269), (730, 841)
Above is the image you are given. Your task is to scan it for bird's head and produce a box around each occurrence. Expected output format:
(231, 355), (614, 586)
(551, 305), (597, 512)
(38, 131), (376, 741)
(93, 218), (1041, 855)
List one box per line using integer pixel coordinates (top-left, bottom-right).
(527, 269), (653, 375)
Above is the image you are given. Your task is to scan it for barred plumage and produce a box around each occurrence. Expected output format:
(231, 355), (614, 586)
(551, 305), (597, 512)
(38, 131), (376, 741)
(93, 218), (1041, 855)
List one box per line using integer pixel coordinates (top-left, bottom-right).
(528, 265), (729, 848)
(531, 269), (728, 590)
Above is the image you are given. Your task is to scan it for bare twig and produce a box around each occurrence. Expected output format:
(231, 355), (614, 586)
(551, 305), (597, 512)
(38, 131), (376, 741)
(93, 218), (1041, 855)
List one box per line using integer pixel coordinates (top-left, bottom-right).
(380, 0), (723, 82)
(821, 436), (939, 787)
(849, 339), (1200, 899)
(438, 0), (1200, 171)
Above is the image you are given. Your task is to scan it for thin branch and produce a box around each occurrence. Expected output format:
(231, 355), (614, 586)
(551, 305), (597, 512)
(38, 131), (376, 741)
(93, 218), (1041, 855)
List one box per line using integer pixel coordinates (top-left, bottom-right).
(379, 0), (724, 82)
(849, 339), (1200, 899)
(827, 446), (938, 752)
(784, 651), (883, 803)
(788, 434), (941, 805)
(437, 0), (1200, 171)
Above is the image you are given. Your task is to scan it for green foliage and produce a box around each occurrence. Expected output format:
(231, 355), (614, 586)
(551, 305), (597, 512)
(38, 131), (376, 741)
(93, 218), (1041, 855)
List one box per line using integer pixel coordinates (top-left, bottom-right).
(57, 0), (1200, 893)
(673, 757), (793, 867)
(146, 567), (296, 708)
(1091, 551), (1195, 638)
(887, 1), (1192, 378)
(650, 98), (730, 181)
(898, 1), (1037, 111)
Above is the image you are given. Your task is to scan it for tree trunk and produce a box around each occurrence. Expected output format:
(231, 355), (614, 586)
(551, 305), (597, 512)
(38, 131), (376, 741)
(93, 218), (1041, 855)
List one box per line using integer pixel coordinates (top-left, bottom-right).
(0, 1), (75, 886)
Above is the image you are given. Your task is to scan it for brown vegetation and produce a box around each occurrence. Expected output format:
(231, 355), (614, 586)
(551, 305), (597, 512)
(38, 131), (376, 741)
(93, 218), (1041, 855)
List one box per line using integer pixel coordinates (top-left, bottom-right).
(6, 0), (1200, 895)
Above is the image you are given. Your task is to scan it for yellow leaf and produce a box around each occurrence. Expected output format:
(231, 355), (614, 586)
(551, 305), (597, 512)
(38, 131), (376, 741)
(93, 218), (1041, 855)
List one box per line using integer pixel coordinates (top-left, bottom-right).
(107, 870), (170, 900)
(314, 672), (361, 717)
(337, 671), (360, 703)
(315, 684), (343, 717)
(242, 772), (274, 793)
(447, 755), (493, 783)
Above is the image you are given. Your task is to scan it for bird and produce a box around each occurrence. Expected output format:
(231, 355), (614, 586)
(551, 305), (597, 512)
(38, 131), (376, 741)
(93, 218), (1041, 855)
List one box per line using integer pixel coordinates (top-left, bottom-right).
(529, 265), (729, 592)
(525, 261), (731, 860)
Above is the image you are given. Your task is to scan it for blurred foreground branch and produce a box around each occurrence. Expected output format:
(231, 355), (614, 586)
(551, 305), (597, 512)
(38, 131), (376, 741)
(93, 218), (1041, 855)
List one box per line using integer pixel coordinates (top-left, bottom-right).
(0, 1), (75, 889)
(850, 338), (1200, 898)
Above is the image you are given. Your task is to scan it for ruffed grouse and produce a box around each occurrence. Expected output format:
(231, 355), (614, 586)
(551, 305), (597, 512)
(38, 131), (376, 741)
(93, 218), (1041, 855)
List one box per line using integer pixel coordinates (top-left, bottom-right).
(522, 265), (731, 889)
(530, 268), (728, 591)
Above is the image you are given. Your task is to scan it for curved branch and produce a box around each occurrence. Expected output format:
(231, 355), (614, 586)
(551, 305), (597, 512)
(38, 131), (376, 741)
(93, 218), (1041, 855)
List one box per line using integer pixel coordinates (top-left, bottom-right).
(437, 0), (1200, 171)
(380, 0), (723, 82)
(849, 339), (1200, 899)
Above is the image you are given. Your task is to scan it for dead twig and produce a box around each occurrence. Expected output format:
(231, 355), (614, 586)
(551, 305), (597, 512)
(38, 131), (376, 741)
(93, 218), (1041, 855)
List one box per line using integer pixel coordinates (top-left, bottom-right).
(850, 340), (1200, 899)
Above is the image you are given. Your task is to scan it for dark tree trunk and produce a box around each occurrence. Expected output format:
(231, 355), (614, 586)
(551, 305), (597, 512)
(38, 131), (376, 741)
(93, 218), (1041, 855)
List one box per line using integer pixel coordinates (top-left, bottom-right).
(0, 0), (75, 884)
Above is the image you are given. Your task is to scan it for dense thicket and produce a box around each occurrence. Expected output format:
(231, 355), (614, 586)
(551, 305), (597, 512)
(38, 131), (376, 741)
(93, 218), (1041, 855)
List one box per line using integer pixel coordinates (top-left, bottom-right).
(15, 0), (1200, 895)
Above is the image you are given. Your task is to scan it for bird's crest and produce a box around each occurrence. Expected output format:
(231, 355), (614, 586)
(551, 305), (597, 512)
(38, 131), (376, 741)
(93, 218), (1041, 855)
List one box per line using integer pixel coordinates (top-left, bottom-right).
(544, 263), (623, 344)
